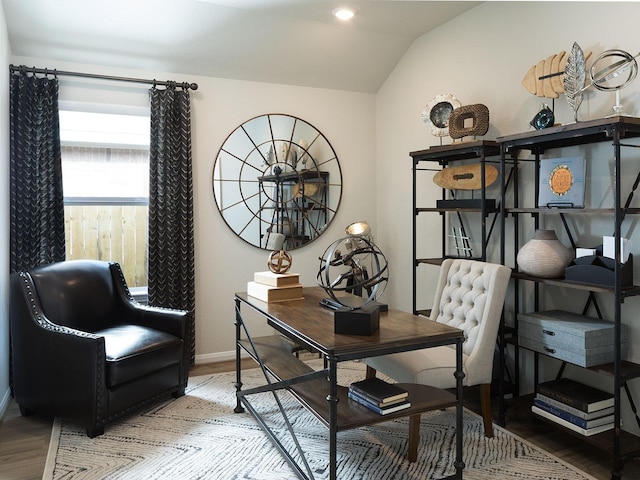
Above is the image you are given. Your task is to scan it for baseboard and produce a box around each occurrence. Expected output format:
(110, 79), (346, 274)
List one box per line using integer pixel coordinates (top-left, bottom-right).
(0, 387), (11, 423)
(195, 350), (237, 365)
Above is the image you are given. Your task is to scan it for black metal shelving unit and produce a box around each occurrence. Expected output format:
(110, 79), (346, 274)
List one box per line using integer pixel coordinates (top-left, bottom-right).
(497, 116), (640, 480)
(410, 140), (502, 316)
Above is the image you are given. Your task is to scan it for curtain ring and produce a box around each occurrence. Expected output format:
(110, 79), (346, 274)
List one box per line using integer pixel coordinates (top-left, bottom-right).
(53, 69), (58, 79)
(152, 79), (157, 88)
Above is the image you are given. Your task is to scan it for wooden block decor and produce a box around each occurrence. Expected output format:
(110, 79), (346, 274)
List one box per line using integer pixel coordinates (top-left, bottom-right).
(448, 104), (489, 139)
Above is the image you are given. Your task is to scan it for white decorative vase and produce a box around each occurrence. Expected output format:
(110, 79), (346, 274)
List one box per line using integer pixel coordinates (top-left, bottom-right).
(517, 229), (574, 278)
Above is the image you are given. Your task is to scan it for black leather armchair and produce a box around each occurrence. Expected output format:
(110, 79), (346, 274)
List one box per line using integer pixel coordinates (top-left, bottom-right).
(10, 260), (190, 437)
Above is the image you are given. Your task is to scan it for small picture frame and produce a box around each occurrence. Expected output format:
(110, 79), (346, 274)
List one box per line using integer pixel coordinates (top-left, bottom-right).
(538, 156), (586, 208)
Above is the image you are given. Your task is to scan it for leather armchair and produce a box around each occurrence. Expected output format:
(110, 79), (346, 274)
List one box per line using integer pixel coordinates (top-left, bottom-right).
(10, 260), (190, 437)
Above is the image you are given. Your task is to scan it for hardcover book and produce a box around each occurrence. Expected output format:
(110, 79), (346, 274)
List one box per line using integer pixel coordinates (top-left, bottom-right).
(537, 378), (614, 413)
(349, 378), (409, 404)
(246, 281), (304, 303)
(532, 405), (614, 436)
(538, 156), (586, 208)
(348, 391), (411, 415)
(253, 271), (301, 287)
(533, 398), (614, 429)
(535, 393), (614, 421)
(347, 388), (409, 408)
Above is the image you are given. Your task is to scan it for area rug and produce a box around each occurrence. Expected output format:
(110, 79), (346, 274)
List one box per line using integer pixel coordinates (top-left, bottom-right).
(43, 360), (597, 480)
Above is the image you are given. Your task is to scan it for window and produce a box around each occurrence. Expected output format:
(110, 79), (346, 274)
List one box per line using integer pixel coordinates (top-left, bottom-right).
(60, 108), (150, 288)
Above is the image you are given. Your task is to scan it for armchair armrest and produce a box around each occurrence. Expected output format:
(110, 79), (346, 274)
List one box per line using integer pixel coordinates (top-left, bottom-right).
(125, 302), (189, 339)
(109, 262), (189, 339)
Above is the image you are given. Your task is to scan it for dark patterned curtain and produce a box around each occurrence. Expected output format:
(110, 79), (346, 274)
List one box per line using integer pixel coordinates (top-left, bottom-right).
(148, 84), (196, 366)
(9, 70), (65, 273)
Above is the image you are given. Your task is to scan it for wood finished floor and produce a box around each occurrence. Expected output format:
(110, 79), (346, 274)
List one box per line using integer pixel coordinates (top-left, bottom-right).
(2, 359), (640, 480)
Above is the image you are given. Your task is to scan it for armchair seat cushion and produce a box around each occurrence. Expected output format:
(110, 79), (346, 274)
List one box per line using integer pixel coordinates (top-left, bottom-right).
(367, 347), (470, 390)
(98, 325), (183, 387)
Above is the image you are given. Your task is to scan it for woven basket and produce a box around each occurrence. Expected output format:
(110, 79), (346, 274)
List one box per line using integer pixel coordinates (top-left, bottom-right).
(449, 104), (489, 139)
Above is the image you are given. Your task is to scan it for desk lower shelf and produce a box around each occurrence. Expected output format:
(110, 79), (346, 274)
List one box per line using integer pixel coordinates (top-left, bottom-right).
(238, 335), (458, 431)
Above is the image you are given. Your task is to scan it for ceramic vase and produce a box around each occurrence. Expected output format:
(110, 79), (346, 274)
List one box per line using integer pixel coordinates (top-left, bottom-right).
(516, 229), (574, 278)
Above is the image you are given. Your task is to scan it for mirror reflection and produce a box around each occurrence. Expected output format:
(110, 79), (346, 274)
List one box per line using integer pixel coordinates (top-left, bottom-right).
(213, 114), (343, 250)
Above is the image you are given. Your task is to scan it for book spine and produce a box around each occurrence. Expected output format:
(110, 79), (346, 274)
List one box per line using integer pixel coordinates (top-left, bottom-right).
(536, 394), (614, 420)
(347, 391), (410, 415)
(536, 394), (589, 419)
(348, 391), (386, 414)
(348, 385), (408, 404)
(537, 385), (590, 412)
(531, 406), (613, 437)
(533, 398), (588, 428)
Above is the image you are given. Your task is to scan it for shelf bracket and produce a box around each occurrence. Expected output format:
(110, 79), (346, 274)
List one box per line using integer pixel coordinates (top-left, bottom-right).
(582, 292), (604, 319)
(623, 380), (640, 431)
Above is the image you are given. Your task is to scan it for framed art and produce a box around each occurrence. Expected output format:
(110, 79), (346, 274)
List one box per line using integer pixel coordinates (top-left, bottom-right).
(538, 156), (586, 208)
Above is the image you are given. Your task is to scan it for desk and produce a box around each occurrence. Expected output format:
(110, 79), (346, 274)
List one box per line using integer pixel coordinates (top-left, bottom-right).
(234, 286), (465, 479)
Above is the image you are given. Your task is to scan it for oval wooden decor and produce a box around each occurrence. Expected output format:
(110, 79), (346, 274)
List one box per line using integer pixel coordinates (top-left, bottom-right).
(433, 163), (498, 191)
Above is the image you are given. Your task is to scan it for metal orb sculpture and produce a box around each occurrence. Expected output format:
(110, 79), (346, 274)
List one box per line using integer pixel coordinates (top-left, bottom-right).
(588, 49), (639, 115)
(268, 249), (292, 274)
(317, 234), (388, 310)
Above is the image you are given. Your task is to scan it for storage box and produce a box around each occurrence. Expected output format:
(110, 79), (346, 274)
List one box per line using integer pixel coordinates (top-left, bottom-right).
(518, 310), (627, 367)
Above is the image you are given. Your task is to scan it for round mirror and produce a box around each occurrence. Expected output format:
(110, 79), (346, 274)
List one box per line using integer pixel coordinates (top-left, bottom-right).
(212, 114), (343, 250)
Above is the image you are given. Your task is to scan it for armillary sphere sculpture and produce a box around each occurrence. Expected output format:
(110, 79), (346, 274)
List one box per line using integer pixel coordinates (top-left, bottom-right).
(317, 229), (388, 310)
(268, 249), (292, 274)
(583, 49), (639, 115)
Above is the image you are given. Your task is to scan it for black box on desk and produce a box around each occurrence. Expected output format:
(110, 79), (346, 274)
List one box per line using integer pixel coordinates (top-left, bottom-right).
(334, 304), (380, 335)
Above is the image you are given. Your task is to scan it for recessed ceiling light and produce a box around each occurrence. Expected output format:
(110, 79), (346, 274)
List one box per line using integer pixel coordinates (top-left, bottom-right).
(333, 7), (355, 21)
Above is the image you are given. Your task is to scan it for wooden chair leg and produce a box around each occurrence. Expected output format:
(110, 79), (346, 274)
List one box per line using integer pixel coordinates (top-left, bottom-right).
(480, 383), (494, 437)
(365, 365), (377, 379)
(408, 414), (421, 462)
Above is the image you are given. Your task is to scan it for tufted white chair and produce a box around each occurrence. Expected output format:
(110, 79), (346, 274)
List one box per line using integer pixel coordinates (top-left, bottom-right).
(365, 258), (511, 439)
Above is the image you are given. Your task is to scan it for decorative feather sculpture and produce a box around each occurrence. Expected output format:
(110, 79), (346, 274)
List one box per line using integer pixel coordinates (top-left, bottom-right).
(563, 42), (587, 122)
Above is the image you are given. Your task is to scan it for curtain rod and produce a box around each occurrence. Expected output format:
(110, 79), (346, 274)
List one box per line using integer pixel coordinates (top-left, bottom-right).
(9, 64), (198, 91)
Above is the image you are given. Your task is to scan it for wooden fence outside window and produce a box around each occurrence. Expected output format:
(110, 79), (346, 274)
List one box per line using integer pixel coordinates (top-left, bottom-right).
(64, 203), (148, 287)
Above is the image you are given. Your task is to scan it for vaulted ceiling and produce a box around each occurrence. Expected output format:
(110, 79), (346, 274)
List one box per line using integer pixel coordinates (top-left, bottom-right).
(4, 0), (480, 93)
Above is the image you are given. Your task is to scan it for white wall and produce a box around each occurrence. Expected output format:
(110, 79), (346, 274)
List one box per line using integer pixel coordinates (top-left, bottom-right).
(376, 1), (640, 434)
(8, 55), (377, 365)
(0, 1), (11, 419)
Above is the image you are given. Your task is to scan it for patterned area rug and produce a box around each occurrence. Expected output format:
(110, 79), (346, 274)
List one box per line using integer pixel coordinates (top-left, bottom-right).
(43, 360), (597, 480)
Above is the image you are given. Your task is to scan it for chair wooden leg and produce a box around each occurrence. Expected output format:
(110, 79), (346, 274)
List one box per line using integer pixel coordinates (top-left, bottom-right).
(408, 414), (421, 462)
(480, 383), (494, 437)
(365, 365), (377, 379)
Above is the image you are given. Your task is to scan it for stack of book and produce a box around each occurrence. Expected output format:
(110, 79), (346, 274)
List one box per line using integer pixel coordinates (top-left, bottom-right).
(247, 271), (304, 303)
(348, 378), (411, 415)
(531, 378), (615, 436)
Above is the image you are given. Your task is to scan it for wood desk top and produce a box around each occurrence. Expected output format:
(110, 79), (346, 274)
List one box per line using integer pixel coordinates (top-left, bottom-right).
(235, 286), (464, 361)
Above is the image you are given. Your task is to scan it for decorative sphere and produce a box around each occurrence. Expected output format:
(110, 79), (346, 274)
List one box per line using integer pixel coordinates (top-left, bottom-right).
(317, 235), (388, 310)
(268, 250), (292, 274)
(590, 49), (638, 92)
